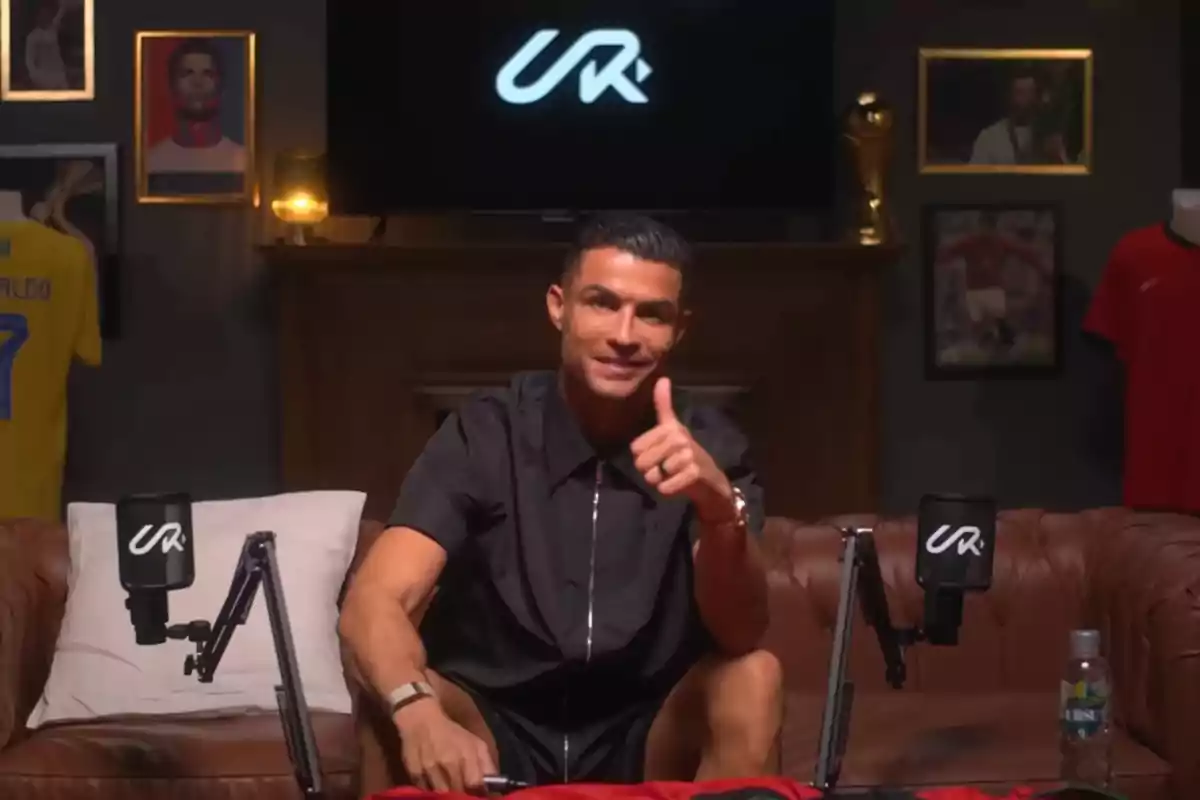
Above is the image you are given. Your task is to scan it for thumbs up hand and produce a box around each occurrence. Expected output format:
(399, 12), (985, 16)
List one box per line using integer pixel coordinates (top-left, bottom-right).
(631, 377), (735, 523)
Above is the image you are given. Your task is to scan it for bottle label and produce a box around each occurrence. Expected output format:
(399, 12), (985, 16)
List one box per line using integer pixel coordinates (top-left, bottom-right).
(1061, 678), (1109, 738)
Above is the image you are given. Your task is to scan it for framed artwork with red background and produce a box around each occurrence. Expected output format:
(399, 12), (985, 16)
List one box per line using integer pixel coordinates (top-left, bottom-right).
(134, 30), (255, 204)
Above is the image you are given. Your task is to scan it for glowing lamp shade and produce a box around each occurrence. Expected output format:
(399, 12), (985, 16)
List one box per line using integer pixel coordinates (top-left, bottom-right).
(271, 152), (328, 226)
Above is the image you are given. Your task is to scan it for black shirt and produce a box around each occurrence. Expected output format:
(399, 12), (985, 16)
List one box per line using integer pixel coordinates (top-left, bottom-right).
(389, 370), (765, 728)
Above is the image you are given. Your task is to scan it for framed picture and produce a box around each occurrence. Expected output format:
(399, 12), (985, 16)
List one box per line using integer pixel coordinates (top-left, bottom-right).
(923, 204), (1062, 379)
(0, 0), (94, 100)
(0, 143), (120, 338)
(918, 48), (1093, 175)
(135, 30), (256, 204)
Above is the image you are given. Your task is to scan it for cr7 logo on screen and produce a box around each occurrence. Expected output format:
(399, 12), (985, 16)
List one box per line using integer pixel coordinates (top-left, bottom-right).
(496, 29), (653, 105)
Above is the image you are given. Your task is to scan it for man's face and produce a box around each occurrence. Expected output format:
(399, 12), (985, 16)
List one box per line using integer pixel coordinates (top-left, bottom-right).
(546, 246), (687, 400)
(172, 52), (219, 114)
(36, 1), (56, 26)
(1009, 76), (1038, 123)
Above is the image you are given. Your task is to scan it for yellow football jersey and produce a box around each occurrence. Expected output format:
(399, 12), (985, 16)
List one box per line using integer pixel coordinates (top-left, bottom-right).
(0, 220), (101, 521)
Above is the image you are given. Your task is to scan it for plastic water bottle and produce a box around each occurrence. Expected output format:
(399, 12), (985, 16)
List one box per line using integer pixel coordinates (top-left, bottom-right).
(1059, 629), (1113, 789)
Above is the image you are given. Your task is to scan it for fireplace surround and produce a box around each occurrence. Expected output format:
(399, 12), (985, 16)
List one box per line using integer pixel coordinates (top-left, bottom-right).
(263, 241), (900, 521)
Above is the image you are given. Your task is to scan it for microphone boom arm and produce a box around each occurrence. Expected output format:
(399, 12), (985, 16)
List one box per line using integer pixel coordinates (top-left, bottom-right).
(165, 531), (325, 799)
(812, 524), (980, 795)
(812, 527), (861, 793)
(854, 530), (908, 690)
(813, 526), (948, 794)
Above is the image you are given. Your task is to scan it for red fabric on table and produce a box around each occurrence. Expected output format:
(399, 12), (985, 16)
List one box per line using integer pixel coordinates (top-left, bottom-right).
(915, 788), (1036, 799)
(370, 777), (1037, 800)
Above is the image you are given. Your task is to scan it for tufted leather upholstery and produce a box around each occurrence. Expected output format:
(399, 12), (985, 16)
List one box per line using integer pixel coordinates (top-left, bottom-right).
(0, 516), (375, 800)
(5, 510), (1200, 800)
(756, 509), (1200, 799)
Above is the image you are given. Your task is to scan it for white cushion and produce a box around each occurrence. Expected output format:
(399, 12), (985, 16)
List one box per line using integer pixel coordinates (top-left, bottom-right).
(27, 490), (366, 727)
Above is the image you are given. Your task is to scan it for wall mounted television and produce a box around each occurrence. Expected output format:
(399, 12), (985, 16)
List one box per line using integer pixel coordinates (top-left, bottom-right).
(326, 1), (837, 216)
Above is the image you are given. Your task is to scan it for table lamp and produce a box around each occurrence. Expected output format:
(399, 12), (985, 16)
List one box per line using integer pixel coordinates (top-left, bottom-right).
(271, 151), (328, 245)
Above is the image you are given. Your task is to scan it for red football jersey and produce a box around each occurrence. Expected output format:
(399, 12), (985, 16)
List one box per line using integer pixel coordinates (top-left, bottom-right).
(1083, 222), (1200, 512)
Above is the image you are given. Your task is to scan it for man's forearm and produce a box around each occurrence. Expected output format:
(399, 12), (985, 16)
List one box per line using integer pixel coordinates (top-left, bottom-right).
(694, 521), (769, 656)
(339, 592), (430, 707)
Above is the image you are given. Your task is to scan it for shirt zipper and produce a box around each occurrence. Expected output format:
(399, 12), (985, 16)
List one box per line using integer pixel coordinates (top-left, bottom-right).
(563, 461), (603, 782)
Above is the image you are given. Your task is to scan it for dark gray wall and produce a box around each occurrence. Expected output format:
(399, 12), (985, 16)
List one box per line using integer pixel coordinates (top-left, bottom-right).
(2, 2), (327, 502)
(1, 0), (1179, 514)
(839, 0), (1179, 512)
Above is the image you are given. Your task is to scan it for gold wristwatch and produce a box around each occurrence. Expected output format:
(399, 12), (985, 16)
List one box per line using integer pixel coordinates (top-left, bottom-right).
(729, 485), (749, 531)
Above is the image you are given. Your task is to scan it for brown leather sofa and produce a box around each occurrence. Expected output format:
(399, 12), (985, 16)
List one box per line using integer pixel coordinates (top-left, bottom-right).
(0, 516), (363, 800)
(4, 508), (1200, 800)
(756, 508), (1200, 800)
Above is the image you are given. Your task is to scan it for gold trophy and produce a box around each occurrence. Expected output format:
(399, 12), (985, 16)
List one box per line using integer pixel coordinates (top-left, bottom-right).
(843, 92), (895, 246)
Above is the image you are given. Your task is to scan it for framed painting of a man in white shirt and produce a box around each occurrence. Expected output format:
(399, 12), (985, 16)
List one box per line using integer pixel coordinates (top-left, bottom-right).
(918, 48), (1093, 176)
(135, 30), (256, 204)
(0, 0), (93, 101)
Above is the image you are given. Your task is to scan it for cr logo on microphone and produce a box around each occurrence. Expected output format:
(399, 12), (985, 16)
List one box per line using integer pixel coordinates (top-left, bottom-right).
(495, 29), (653, 105)
(129, 522), (187, 556)
(925, 524), (984, 556)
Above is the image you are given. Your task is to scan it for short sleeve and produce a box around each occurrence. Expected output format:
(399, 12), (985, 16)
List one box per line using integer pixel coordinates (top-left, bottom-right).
(70, 239), (101, 366)
(388, 408), (488, 556)
(1083, 243), (1128, 358)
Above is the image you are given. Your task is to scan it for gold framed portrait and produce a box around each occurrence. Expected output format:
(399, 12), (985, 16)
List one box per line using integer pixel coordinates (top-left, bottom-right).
(134, 30), (256, 204)
(0, 0), (94, 101)
(918, 48), (1094, 175)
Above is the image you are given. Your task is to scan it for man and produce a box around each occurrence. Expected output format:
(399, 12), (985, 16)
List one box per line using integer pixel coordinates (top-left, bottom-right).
(339, 213), (782, 793)
(23, 0), (69, 90)
(145, 38), (246, 176)
(969, 66), (1067, 165)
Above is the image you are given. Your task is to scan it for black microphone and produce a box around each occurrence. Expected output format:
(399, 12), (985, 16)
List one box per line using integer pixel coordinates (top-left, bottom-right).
(814, 502), (998, 793)
(114, 494), (327, 798)
(915, 493), (996, 645)
(116, 492), (195, 644)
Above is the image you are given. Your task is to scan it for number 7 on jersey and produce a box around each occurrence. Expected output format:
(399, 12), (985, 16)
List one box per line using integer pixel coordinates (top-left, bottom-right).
(0, 313), (30, 421)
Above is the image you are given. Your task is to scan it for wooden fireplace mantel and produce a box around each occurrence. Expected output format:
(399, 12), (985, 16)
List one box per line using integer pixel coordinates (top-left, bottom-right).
(263, 242), (902, 521)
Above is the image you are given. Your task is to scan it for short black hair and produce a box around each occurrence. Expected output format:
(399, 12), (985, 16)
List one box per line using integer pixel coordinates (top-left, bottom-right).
(562, 212), (692, 288)
(168, 38), (223, 88)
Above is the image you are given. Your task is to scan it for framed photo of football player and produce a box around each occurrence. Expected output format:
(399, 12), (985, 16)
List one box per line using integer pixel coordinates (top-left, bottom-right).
(135, 30), (256, 204)
(923, 204), (1063, 379)
(0, 0), (94, 101)
(918, 48), (1093, 175)
(0, 143), (120, 338)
